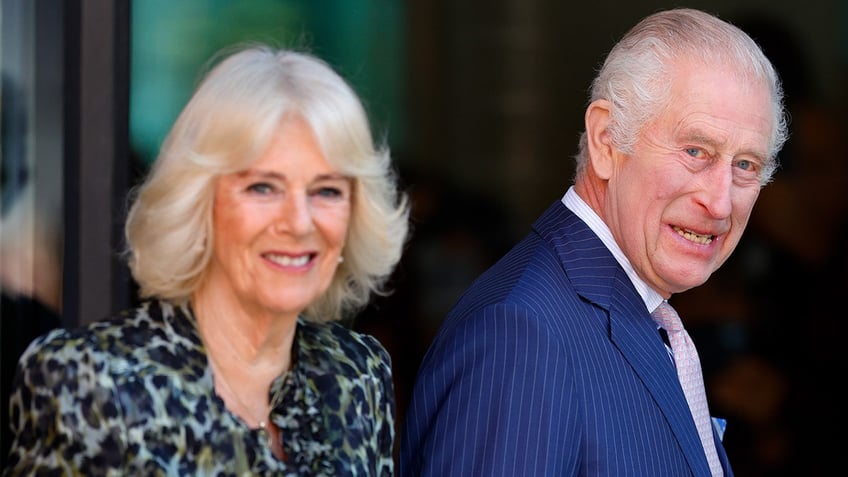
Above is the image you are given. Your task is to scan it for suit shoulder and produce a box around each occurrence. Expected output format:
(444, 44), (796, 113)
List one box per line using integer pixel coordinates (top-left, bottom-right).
(450, 233), (569, 318)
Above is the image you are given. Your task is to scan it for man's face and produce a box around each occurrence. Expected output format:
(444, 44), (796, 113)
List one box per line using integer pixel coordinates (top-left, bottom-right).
(605, 60), (774, 296)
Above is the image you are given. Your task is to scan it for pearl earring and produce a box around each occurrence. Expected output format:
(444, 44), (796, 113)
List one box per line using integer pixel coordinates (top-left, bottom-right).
(338, 256), (344, 264)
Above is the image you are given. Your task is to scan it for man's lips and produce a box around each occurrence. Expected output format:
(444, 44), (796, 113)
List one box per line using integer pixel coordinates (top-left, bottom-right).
(672, 226), (714, 245)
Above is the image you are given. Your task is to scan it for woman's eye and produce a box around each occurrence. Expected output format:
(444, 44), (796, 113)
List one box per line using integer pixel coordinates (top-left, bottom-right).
(316, 186), (343, 198)
(247, 182), (275, 194)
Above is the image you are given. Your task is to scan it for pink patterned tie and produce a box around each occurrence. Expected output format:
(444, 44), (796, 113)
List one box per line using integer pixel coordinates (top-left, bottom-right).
(652, 301), (723, 477)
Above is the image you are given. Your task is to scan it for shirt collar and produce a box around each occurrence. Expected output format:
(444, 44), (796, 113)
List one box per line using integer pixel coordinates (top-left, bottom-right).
(561, 186), (664, 312)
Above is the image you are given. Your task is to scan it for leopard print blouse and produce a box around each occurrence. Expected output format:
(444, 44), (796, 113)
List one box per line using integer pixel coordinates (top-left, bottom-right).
(3, 300), (395, 476)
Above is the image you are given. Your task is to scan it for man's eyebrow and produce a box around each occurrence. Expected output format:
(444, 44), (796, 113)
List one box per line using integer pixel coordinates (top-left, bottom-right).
(677, 128), (723, 148)
(678, 129), (768, 160)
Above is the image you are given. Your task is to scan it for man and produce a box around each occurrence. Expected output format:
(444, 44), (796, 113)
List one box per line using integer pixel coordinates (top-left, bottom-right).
(400, 8), (786, 477)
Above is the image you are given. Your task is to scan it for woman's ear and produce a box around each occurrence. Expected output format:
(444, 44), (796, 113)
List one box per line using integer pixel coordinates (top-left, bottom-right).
(584, 99), (615, 180)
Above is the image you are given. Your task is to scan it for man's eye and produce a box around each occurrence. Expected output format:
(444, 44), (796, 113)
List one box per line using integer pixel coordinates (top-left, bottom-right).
(685, 147), (704, 158)
(736, 159), (753, 171)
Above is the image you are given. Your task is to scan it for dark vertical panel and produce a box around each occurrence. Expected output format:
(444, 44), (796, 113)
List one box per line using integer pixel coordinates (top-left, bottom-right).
(78, 0), (114, 324)
(33, 0), (64, 316)
(63, 0), (132, 327)
(62, 0), (82, 327)
(111, 0), (132, 313)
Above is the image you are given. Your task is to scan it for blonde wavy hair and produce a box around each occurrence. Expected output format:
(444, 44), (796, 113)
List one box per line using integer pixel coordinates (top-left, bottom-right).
(124, 44), (410, 322)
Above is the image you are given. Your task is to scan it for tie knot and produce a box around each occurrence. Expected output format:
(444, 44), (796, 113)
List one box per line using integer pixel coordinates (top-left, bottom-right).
(651, 301), (683, 332)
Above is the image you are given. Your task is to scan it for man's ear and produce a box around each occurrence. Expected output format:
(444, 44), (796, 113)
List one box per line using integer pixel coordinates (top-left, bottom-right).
(585, 99), (615, 180)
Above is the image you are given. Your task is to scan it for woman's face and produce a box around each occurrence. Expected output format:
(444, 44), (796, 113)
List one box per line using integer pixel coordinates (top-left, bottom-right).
(206, 115), (351, 319)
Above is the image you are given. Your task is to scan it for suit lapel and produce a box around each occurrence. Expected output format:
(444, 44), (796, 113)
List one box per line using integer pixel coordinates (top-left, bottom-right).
(533, 200), (713, 476)
(608, 290), (713, 475)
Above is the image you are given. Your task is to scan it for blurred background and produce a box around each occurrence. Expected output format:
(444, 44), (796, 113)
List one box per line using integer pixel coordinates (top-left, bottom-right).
(2, 0), (846, 474)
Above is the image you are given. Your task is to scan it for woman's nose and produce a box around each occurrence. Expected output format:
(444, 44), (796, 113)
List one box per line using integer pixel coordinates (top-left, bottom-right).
(275, 192), (314, 235)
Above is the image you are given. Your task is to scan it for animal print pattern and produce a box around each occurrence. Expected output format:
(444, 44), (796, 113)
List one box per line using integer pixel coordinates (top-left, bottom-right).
(3, 300), (395, 476)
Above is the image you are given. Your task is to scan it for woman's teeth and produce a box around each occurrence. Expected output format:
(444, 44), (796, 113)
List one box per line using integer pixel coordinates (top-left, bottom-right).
(267, 254), (311, 266)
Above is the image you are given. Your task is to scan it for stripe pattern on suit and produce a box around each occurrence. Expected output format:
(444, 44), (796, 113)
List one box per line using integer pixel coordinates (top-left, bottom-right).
(400, 200), (732, 476)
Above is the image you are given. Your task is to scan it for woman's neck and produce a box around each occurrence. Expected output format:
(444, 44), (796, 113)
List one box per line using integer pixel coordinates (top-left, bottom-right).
(191, 279), (297, 367)
(192, 287), (296, 449)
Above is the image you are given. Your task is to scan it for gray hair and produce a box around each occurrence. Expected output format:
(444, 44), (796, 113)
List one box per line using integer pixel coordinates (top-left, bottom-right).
(575, 8), (788, 185)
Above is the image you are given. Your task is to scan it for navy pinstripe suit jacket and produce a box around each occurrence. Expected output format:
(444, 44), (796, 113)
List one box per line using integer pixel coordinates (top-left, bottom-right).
(400, 200), (733, 476)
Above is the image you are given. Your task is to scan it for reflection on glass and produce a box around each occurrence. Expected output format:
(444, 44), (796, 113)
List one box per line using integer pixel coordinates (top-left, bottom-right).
(1, 0), (65, 468)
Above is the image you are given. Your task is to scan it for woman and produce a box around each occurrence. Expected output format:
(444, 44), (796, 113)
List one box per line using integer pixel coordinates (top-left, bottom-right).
(4, 44), (409, 475)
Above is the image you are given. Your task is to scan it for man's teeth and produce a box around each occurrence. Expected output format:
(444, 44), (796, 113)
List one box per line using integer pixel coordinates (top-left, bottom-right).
(267, 254), (310, 266)
(673, 226), (713, 245)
